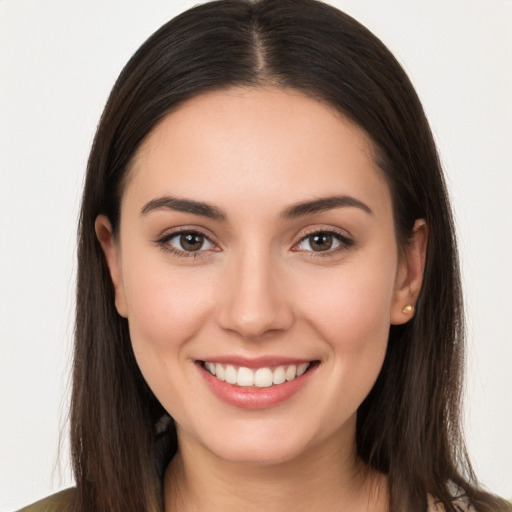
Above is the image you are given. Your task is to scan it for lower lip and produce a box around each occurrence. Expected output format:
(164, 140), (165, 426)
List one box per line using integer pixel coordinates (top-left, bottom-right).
(198, 362), (317, 410)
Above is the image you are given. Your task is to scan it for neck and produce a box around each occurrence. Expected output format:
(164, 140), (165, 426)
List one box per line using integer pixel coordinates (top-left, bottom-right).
(163, 424), (389, 512)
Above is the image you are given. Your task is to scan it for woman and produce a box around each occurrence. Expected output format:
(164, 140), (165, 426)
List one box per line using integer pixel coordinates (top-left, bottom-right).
(17, 0), (511, 511)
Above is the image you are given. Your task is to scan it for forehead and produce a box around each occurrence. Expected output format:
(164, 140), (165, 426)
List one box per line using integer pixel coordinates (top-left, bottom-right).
(124, 86), (391, 218)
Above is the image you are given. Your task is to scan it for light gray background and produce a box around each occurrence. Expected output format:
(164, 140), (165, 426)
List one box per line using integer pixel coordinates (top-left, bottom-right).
(1, 1), (511, 510)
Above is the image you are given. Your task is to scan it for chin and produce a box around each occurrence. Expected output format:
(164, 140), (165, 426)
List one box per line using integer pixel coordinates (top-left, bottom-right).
(183, 415), (335, 468)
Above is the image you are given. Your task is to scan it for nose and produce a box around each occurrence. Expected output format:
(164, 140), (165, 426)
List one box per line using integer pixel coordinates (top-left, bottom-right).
(217, 248), (294, 339)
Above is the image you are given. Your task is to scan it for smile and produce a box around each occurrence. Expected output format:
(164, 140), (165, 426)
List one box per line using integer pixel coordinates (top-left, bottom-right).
(202, 361), (311, 388)
(198, 358), (319, 409)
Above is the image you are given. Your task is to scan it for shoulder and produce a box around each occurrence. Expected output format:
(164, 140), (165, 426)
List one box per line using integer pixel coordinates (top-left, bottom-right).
(16, 488), (75, 512)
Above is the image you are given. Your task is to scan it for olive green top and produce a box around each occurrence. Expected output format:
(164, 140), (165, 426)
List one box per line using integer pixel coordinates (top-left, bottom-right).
(16, 488), (75, 512)
(17, 488), (487, 512)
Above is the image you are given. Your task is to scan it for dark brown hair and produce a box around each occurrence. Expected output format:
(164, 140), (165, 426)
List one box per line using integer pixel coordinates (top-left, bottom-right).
(72, 1), (509, 511)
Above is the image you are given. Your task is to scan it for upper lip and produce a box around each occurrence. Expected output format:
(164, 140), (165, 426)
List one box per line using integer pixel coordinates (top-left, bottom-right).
(197, 355), (315, 369)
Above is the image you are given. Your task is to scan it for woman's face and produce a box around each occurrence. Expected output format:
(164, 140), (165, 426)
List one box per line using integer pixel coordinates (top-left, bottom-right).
(97, 87), (425, 466)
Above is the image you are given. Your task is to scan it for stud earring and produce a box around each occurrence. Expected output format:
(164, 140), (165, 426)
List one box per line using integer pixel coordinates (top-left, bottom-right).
(402, 304), (414, 314)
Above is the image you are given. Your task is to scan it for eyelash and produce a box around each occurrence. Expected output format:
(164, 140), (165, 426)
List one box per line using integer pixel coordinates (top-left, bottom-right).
(155, 228), (355, 259)
(155, 228), (216, 259)
(293, 229), (355, 258)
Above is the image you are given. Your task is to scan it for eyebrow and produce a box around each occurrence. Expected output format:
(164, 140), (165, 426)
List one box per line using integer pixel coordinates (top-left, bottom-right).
(140, 196), (227, 220)
(280, 195), (374, 219)
(140, 194), (373, 220)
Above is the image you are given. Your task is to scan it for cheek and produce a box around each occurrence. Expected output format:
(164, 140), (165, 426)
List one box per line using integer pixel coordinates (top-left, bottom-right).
(294, 264), (395, 426)
(293, 255), (396, 392)
(300, 263), (395, 342)
(121, 257), (216, 357)
(121, 258), (220, 418)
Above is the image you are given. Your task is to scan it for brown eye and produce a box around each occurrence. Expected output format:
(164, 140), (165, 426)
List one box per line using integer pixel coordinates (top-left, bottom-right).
(309, 233), (334, 251)
(296, 231), (353, 253)
(179, 233), (205, 251)
(164, 231), (216, 253)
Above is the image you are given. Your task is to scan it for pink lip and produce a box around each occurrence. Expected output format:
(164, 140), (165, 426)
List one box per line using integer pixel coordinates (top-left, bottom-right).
(197, 360), (318, 410)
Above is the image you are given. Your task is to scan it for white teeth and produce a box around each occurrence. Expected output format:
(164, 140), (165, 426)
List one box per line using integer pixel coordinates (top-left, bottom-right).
(285, 365), (297, 381)
(215, 363), (225, 381)
(273, 366), (286, 385)
(297, 363), (309, 377)
(204, 361), (312, 387)
(254, 368), (273, 388)
(224, 365), (237, 384)
(237, 367), (254, 386)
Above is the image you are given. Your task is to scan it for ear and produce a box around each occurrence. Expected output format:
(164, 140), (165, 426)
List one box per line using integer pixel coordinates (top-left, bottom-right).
(390, 219), (428, 325)
(95, 215), (128, 318)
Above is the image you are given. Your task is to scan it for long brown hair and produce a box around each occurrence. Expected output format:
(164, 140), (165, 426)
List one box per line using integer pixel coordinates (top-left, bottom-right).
(72, 1), (509, 511)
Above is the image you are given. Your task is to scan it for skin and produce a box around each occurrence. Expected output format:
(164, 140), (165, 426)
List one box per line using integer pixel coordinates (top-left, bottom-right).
(96, 87), (427, 512)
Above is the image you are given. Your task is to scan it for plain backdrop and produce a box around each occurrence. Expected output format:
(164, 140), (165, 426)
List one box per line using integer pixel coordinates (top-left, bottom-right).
(0, 1), (511, 510)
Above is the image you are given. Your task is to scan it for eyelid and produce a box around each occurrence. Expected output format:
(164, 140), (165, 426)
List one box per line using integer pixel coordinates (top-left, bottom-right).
(155, 226), (220, 257)
(154, 225), (354, 258)
(292, 226), (355, 255)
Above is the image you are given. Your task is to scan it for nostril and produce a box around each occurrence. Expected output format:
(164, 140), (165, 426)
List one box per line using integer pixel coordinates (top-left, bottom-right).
(217, 298), (295, 339)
